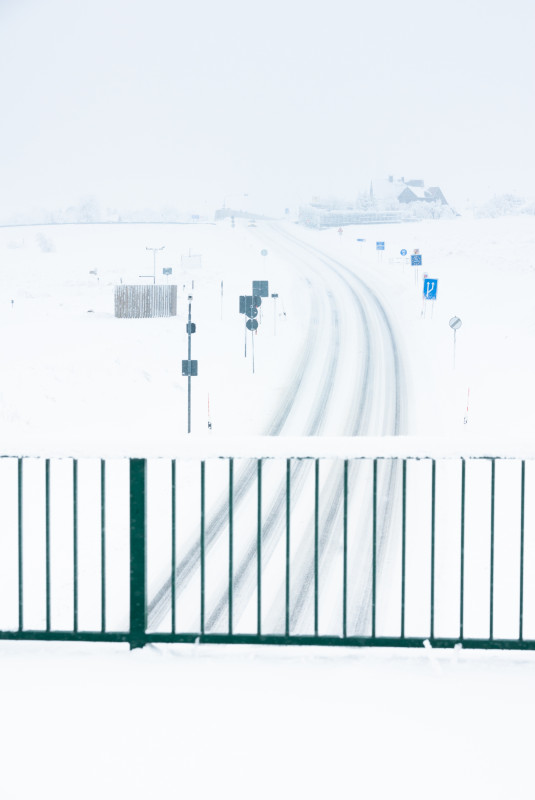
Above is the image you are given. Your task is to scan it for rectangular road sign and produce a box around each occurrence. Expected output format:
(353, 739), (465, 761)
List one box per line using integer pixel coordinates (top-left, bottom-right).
(239, 295), (254, 314)
(423, 278), (438, 300)
(411, 254), (422, 266)
(182, 360), (198, 376)
(376, 241), (385, 250)
(253, 280), (269, 297)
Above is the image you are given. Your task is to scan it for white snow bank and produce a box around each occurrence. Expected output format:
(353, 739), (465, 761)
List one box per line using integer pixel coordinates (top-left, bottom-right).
(0, 641), (533, 800)
(3, 434), (535, 460)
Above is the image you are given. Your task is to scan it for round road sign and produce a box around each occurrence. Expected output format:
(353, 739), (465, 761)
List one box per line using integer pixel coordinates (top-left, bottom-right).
(260, 249), (268, 256)
(449, 316), (462, 330)
(245, 306), (258, 319)
(400, 249), (407, 256)
(246, 318), (259, 331)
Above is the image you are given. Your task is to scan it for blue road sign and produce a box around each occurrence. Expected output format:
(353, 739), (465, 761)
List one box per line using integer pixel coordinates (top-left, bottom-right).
(423, 278), (438, 300)
(400, 249), (407, 256)
(411, 254), (422, 266)
(376, 241), (385, 250)
(357, 238), (366, 242)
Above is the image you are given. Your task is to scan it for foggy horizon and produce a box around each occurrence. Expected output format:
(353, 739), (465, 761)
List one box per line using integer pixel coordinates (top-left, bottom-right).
(1, 0), (534, 220)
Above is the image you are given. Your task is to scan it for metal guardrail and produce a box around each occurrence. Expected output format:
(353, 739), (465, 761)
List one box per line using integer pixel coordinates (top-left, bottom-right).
(0, 454), (533, 650)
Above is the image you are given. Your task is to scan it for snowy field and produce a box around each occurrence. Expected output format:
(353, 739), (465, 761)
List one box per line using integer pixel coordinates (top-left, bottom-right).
(1, 215), (535, 798)
(1, 641), (535, 800)
(1, 214), (534, 451)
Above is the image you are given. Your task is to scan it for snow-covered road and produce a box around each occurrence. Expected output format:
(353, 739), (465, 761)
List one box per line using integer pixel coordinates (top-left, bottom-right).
(148, 221), (408, 634)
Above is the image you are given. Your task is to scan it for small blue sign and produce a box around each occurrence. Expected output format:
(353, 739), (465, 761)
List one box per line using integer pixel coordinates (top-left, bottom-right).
(423, 278), (438, 300)
(400, 249), (407, 256)
(411, 254), (422, 266)
(357, 238), (366, 242)
(376, 241), (385, 250)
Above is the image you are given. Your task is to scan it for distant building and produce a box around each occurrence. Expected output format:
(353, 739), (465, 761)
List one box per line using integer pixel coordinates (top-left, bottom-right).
(397, 180), (448, 205)
(374, 176), (448, 205)
(299, 176), (449, 228)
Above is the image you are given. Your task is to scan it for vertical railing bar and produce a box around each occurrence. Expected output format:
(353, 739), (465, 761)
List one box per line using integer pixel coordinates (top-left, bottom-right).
(372, 459), (377, 639)
(460, 458), (466, 640)
(228, 458), (234, 636)
(342, 460), (348, 638)
(45, 459), (51, 633)
(401, 459), (406, 639)
(200, 460), (205, 636)
(17, 458), (23, 632)
(129, 459), (147, 649)
(171, 459), (176, 635)
(101, 459), (106, 634)
(519, 460), (525, 641)
(430, 459), (436, 641)
(285, 459), (291, 637)
(73, 459), (78, 634)
(314, 459), (319, 637)
(257, 458), (262, 637)
(490, 458), (495, 641)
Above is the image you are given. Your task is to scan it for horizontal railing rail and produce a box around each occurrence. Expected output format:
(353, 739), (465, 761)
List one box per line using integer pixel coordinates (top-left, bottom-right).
(0, 451), (533, 650)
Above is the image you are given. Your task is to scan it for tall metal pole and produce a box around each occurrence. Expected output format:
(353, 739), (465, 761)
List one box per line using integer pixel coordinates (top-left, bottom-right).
(187, 297), (192, 433)
(251, 323), (255, 374)
(146, 246), (165, 286)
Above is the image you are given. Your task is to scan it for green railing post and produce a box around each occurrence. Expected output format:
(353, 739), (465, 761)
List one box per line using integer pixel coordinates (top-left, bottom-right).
(17, 458), (23, 632)
(200, 461), (205, 635)
(73, 459), (78, 633)
(129, 459), (147, 650)
(45, 459), (51, 633)
(100, 459), (106, 634)
(314, 459), (319, 636)
(171, 460), (177, 635)
(343, 460), (348, 638)
(490, 458), (495, 641)
(229, 458), (234, 635)
(401, 459), (407, 639)
(372, 459), (377, 639)
(430, 459), (436, 640)
(285, 459), (291, 637)
(460, 458), (466, 640)
(519, 461), (525, 641)
(257, 458), (262, 636)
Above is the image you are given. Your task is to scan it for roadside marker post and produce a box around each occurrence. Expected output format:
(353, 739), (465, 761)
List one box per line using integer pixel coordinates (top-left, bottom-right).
(464, 387), (470, 425)
(272, 292), (279, 335)
(449, 316), (462, 369)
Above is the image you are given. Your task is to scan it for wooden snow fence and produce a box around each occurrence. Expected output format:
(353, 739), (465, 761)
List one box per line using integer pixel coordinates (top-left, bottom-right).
(114, 285), (178, 318)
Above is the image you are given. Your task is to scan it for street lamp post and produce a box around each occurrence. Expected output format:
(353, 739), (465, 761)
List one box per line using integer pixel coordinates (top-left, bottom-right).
(144, 246), (165, 285)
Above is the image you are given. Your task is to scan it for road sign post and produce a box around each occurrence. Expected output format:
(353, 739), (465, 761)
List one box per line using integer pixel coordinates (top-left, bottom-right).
(411, 253), (422, 285)
(182, 296), (198, 433)
(272, 292), (279, 335)
(449, 316), (462, 369)
(422, 278), (438, 318)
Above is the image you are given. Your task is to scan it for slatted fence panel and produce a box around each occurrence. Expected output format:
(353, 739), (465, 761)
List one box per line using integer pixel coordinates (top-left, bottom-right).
(114, 285), (177, 318)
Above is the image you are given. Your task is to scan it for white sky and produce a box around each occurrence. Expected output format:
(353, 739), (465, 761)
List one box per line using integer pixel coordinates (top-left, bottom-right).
(0, 0), (534, 217)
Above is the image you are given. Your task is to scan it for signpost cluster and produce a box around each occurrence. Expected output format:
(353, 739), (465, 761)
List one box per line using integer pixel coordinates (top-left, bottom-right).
(239, 279), (269, 373)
